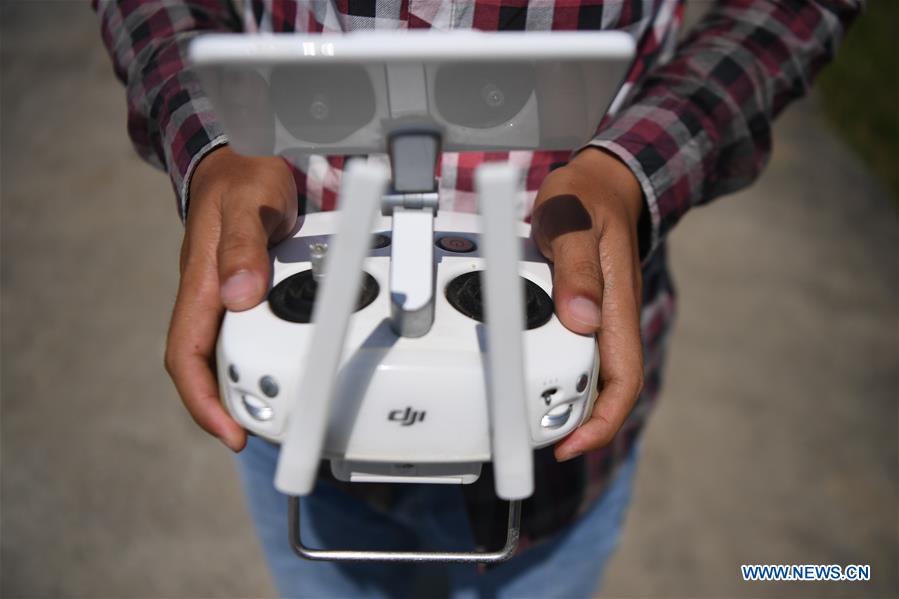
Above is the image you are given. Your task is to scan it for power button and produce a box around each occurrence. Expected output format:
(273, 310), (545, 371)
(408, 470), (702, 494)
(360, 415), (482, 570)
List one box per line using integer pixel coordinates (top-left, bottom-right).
(437, 236), (476, 253)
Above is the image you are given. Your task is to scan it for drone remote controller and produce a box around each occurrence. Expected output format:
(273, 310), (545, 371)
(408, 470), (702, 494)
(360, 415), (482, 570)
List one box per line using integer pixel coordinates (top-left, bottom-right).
(191, 30), (635, 562)
(216, 171), (599, 490)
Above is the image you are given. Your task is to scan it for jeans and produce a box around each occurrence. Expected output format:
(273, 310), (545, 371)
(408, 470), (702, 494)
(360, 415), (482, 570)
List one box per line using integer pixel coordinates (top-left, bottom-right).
(235, 437), (639, 598)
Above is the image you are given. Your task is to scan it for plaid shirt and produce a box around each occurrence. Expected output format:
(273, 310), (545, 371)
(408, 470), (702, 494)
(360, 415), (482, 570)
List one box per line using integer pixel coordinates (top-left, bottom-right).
(96, 0), (859, 552)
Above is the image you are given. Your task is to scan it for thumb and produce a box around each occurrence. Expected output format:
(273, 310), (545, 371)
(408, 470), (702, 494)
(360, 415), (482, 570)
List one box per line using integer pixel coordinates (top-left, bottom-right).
(218, 204), (285, 312)
(531, 194), (604, 335)
(548, 231), (604, 335)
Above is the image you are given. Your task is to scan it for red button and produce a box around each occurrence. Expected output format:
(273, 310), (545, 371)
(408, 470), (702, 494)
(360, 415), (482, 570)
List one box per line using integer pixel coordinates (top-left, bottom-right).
(437, 236), (476, 253)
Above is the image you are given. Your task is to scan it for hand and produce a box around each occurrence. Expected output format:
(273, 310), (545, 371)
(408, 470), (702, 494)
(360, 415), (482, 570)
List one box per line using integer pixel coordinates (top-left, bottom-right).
(530, 148), (645, 462)
(164, 146), (298, 451)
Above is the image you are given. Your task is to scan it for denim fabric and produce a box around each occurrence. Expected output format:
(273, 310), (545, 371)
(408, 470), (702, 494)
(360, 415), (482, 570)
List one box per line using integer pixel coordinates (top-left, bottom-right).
(235, 437), (639, 598)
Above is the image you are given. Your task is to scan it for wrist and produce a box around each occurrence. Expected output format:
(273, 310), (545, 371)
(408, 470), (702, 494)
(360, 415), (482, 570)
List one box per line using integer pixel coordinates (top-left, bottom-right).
(189, 144), (235, 204)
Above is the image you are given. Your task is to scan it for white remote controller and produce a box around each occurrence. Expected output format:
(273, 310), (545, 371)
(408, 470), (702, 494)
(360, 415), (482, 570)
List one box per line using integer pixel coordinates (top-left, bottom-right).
(215, 164), (598, 499)
(190, 29), (634, 562)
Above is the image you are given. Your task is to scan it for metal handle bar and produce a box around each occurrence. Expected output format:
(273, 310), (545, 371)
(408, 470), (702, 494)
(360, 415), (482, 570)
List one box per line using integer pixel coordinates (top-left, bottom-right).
(288, 496), (521, 563)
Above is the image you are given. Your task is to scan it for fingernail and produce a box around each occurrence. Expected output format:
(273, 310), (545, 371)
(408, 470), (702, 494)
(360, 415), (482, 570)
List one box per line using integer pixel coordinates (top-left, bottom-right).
(556, 448), (583, 463)
(221, 270), (259, 306)
(218, 433), (241, 453)
(567, 296), (601, 328)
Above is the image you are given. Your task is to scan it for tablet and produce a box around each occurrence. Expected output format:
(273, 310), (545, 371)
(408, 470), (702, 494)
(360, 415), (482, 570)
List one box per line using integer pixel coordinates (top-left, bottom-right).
(188, 30), (635, 156)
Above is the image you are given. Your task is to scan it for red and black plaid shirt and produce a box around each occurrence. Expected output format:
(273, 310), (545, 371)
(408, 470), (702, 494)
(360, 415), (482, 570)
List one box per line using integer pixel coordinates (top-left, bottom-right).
(96, 0), (859, 551)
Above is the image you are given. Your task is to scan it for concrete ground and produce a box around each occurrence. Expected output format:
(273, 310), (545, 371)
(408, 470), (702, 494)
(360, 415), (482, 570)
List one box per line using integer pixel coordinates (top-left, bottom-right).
(1, 3), (896, 598)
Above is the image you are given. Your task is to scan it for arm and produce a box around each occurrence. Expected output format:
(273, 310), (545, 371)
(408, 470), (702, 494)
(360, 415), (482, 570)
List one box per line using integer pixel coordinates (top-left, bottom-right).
(96, 1), (298, 451)
(592, 0), (862, 259)
(537, 0), (861, 461)
(94, 0), (240, 218)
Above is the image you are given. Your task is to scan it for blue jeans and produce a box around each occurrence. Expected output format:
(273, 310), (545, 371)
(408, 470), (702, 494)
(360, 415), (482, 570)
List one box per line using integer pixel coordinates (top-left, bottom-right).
(236, 438), (639, 598)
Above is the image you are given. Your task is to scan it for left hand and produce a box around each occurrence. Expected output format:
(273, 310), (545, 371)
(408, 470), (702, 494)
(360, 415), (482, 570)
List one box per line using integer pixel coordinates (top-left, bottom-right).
(530, 147), (645, 462)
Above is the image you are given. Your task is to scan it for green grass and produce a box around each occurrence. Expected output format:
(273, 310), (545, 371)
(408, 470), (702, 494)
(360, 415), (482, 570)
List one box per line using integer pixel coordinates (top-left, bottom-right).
(816, 0), (899, 202)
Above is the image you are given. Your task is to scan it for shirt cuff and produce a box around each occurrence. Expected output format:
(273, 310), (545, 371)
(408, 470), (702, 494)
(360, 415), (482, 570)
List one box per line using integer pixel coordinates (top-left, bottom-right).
(177, 134), (229, 222)
(152, 67), (230, 222)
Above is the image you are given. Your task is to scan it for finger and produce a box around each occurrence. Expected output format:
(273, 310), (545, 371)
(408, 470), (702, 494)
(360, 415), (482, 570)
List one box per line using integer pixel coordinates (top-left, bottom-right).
(549, 232), (605, 335)
(166, 227), (247, 452)
(555, 225), (643, 461)
(217, 200), (285, 311)
(532, 194), (604, 335)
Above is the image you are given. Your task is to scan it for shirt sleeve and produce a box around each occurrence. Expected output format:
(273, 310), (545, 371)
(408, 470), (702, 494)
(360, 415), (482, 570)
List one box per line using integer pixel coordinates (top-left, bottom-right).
(94, 0), (242, 220)
(588, 0), (862, 259)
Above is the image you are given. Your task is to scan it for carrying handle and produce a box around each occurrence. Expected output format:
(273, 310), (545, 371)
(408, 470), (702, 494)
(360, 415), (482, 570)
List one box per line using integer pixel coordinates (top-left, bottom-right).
(288, 496), (521, 563)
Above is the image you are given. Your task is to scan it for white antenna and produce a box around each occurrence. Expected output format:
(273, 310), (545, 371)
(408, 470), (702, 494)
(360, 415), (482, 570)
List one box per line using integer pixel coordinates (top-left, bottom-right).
(275, 160), (389, 496)
(475, 163), (534, 500)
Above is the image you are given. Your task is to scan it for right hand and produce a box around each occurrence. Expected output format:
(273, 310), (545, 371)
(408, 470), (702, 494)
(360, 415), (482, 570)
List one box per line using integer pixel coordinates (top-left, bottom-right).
(164, 145), (298, 451)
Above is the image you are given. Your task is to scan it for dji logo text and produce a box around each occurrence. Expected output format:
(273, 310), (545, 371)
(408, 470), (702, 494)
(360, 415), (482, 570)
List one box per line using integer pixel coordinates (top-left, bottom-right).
(388, 407), (426, 426)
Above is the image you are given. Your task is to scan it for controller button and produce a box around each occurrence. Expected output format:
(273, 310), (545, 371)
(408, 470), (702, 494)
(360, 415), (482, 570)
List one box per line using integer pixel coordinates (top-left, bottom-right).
(259, 376), (279, 398)
(540, 403), (573, 429)
(228, 364), (239, 383)
(437, 236), (476, 253)
(576, 373), (589, 393)
(242, 393), (274, 422)
(371, 233), (391, 249)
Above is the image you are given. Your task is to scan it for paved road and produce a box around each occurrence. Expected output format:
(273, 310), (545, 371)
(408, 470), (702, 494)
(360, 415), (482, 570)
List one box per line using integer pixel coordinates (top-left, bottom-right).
(2, 3), (896, 597)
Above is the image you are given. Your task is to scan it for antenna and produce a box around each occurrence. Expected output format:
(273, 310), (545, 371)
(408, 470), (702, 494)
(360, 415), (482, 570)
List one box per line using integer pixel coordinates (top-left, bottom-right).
(274, 160), (389, 496)
(475, 163), (534, 500)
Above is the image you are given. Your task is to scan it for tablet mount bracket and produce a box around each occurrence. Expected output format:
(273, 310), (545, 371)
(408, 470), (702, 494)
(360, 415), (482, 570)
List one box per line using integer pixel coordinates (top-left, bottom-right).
(381, 128), (441, 338)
